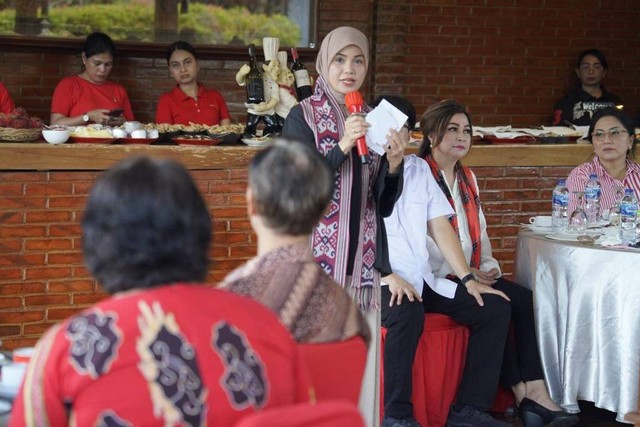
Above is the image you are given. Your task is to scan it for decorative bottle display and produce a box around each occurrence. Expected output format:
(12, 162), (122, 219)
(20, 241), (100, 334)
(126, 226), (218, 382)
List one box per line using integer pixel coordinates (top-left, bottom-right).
(584, 173), (601, 226)
(619, 188), (637, 245)
(290, 47), (313, 101)
(552, 178), (569, 231)
(246, 44), (265, 104)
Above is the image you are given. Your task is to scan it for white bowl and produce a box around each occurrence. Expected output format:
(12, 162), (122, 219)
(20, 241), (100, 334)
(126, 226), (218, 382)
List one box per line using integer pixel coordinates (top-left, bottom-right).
(124, 121), (141, 134)
(42, 129), (70, 144)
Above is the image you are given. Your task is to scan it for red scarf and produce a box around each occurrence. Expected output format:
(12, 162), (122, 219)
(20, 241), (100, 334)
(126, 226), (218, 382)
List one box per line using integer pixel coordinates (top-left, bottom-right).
(300, 75), (381, 311)
(425, 155), (482, 269)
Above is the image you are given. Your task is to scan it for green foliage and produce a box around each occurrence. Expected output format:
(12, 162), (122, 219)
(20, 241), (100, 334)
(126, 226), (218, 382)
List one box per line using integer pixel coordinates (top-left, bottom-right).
(0, 3), (302, 45)
(0, 10), (15, 34)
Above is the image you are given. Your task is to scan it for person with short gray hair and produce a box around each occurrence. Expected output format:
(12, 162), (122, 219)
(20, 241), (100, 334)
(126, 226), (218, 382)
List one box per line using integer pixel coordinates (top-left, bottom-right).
(221, 139), (370, 345)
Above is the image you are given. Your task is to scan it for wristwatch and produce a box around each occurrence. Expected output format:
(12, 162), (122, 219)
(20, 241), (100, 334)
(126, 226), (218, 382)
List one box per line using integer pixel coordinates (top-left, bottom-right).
(82, 113), (90, 123)
(460, 273), (476, 287)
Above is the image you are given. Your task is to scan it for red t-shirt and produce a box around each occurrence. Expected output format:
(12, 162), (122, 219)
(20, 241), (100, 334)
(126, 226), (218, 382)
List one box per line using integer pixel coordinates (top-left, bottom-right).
(155, 83), (230, 125)
(10, 284), (312, 427)
(0, 83), (15, 114)
(50, 75), (134, 120)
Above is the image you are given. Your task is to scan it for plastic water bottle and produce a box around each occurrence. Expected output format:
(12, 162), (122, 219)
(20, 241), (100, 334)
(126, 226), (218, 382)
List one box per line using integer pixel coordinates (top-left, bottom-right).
(584, 173), (601, 226)
(619, 188), (637, 245)
(552, 179), (569, 231)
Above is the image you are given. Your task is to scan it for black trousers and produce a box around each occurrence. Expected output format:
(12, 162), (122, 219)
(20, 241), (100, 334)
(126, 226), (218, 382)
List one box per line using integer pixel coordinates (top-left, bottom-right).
(381, 278), (514, 420)
(494, 277), (545, 388)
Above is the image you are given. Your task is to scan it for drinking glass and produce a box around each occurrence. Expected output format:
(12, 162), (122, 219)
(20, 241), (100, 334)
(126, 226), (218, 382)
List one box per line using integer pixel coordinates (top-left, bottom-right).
(603, 186), (625, 226)
(569, 191), (588, 233)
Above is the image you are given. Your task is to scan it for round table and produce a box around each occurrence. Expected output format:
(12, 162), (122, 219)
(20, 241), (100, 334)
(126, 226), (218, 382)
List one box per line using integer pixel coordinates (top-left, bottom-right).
(515, 230), (640, 423)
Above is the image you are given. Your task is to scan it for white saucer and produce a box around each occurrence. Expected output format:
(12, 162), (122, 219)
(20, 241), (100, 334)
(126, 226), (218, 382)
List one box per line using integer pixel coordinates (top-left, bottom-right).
(545, 232), (581, 242)
(522, 224), (553, 233)
(545, 230), (603, 242)
(242, 137), (274, 147)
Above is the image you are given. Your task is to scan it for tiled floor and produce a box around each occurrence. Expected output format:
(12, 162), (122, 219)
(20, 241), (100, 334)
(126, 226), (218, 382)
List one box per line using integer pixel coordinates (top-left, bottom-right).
(495, 401), (630, 426)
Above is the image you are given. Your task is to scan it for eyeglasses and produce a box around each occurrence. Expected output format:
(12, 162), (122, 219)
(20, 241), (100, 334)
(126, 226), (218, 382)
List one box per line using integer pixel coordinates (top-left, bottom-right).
(579, 64), (603, 71)
(591, 129), (629, 142)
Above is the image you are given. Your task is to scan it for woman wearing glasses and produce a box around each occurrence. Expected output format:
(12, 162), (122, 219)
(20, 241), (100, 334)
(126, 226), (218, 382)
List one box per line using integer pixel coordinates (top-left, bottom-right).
(552, 49), (621, 126)
(567, 107), (640, 214)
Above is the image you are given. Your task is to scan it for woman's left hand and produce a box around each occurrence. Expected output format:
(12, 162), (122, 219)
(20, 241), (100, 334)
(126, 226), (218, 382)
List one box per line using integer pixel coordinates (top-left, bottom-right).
(385, 127), (408, 174)
(471, 267), (499, 286)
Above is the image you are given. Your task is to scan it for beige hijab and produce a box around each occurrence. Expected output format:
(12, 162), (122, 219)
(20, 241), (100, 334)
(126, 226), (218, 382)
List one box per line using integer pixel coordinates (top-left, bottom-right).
(315, 26), (369, 104)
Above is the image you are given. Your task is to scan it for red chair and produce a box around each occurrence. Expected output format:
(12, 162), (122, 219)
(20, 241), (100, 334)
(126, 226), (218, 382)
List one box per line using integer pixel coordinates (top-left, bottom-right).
(233, 400), (365, 427)
(381, 313), (469, 427)
(380, 314), (514, 427)
(298, 336), (367, 405)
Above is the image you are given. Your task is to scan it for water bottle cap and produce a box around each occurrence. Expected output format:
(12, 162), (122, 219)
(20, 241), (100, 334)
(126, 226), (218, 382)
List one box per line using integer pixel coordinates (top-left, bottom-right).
(624, 188), (634, 195)
(558, 179), (566, 185)
(589, 173), (597, 179)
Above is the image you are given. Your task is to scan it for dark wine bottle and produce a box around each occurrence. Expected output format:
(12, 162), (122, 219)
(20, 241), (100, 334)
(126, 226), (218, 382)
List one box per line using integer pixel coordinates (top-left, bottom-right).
(246, 44), (265, 104)
(290, 47), (313, 101)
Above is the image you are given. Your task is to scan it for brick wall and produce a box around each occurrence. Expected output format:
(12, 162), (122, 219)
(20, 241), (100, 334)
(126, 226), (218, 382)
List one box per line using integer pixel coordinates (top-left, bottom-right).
(0, 162), (573, 349)
(1, 0), (637, 126)
(1, 0), (639, 348)
(0, 168), (253, 348)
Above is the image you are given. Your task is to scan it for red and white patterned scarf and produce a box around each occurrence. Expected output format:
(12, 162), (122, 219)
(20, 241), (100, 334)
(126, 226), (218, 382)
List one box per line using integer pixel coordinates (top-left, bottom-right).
(425, 155), (482, 269)
(301, 75), (381, 310)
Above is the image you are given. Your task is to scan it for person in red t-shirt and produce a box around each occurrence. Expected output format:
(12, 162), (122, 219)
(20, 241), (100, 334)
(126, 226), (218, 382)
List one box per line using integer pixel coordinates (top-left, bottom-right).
(50, 32), (134, 127)
(0, 82), (15, 114)
(9, 156), (312, 427)
(155, 41), (231, 126)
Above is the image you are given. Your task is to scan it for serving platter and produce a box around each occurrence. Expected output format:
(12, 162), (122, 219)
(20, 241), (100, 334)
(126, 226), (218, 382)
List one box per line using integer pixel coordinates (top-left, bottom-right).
(69, 136), (117, 144)
(172, 137), (223, 146)
(118, 137), (158, 145)
(242, 137), (274, 147)
(482, 135), (536, 145)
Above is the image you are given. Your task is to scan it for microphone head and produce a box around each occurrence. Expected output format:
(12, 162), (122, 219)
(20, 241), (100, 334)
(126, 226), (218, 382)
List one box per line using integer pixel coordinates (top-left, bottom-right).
(345, 91), (364, 108)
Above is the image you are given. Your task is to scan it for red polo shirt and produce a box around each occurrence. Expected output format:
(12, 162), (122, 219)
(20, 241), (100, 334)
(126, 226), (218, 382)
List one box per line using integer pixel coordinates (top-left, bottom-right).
(50, 76), (134, 120)
(155, 83), (231, 125)
(0, 83), (15, 114)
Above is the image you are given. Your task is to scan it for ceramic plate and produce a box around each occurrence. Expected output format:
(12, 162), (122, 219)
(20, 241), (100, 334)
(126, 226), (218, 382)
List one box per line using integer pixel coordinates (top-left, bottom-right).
(172, 137), (222, 146)
(545, 231), (602, 242)
(523, 224), (553, 233)
(118, 137), (158, 145)
(69, 136), (117, 144)
(242, 137), (274, 147)
(545, 232), (582, 242)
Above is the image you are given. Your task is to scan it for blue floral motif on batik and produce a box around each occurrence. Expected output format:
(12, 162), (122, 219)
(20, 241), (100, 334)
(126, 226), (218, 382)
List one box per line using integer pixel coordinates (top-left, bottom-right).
(95, 410), (132, 427)
(148, 326), (205, 427)
(212, 322), (268, 410)
(66, 310), (121, 378)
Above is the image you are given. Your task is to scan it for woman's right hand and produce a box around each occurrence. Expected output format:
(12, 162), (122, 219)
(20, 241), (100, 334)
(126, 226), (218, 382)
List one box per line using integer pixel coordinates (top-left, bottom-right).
(384, 273), (423, 307)
(339, 114), (370, 155)
(464, 279), (509, 307)
(88, 109), (112, 125)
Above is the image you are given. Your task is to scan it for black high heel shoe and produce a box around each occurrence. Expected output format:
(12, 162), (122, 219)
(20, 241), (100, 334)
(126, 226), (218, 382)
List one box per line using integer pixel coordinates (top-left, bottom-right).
(518, 398), (580, 427)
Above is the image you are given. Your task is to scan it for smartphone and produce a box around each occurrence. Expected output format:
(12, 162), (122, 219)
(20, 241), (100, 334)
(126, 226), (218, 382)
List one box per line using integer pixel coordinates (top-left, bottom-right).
(108, 109), (124, 117)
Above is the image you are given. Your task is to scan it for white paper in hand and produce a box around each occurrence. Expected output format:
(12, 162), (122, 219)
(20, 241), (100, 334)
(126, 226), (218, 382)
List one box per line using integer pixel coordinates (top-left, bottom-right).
(364, 99), (409, 155)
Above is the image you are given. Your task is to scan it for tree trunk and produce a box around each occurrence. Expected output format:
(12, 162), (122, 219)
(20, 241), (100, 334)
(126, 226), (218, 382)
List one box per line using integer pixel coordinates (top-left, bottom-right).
(155, 0), (179, 43)
(14, 0), (40, 36)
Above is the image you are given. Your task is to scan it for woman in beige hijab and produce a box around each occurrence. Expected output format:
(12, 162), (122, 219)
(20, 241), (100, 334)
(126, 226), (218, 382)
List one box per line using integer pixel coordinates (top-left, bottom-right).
(282, 26), (406, 311)
(282, 26), (407, 427)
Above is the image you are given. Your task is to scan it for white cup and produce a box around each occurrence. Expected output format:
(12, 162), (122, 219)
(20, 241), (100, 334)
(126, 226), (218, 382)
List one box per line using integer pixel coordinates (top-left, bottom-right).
(124, 121), (141, 134)
(529, 215), (553, 227)
(130, 129), (147, 139)
(1, 362), (26, 388)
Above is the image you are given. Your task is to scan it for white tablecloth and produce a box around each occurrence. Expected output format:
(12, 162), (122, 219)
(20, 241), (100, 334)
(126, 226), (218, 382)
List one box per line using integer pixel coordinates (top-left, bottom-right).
(515, 230), (640, 423)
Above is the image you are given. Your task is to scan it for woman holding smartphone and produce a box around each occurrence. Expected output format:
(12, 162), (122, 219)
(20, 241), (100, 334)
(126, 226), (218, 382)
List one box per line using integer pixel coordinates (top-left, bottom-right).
(50, 32), (134, 126)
